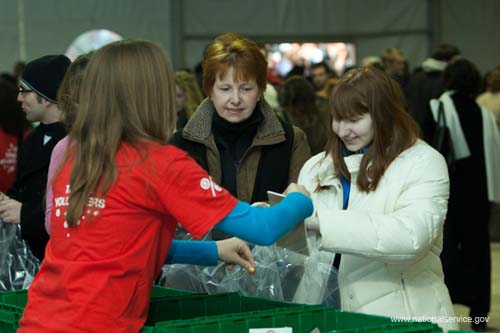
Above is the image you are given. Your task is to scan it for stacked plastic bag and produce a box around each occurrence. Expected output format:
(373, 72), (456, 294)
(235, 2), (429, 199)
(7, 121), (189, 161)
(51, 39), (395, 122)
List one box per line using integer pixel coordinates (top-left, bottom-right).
(0, 220), (39, 291)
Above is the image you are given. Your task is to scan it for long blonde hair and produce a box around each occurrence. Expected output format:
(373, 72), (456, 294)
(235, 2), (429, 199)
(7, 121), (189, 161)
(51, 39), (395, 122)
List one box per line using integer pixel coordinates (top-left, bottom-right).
(175, 71), (203, 118)
(66, 40), (176, 226)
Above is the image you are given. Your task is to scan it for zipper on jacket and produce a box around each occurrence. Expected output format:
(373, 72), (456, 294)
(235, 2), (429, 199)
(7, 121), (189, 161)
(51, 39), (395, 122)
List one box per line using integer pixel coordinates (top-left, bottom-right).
(336, 183), (343, 209)
(400, 273), (413, 316)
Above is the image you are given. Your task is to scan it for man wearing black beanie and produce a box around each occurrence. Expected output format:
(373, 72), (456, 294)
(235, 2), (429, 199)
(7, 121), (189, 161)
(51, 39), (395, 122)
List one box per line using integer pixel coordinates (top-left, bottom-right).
(0, 54), (70, 261)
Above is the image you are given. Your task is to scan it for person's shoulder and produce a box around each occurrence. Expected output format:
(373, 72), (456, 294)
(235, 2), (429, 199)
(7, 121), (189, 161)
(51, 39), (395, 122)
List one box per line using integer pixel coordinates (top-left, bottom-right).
(398, 140), (447, 170)
(53, 135), (70, 150)
(50, 135), (70, 158)
(291, 124), (306, 138)
(406, 139), (440, 155)
(301, 151), (329, 174)
(476, 91), (489, 102)
(298, 151), (332, 186)
(290, 125), (309, 149)
(126, 143), (195, 178)
(146, 142), (188, 160)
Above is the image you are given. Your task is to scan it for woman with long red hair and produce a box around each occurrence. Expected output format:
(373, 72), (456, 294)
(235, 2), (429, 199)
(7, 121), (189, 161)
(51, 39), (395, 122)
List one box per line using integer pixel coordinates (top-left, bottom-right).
(296, 67), (458, 331)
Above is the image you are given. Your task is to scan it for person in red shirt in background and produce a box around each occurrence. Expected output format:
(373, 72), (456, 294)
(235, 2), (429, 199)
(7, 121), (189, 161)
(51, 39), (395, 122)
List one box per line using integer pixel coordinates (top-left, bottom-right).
(18, 39), (313, 333)
(0, 77), (31, 192)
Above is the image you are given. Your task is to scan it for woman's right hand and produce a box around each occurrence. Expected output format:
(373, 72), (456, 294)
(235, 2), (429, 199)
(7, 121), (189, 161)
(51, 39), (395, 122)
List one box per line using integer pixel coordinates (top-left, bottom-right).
(216, 237), (255, 273)
(284, 183), (311, 198)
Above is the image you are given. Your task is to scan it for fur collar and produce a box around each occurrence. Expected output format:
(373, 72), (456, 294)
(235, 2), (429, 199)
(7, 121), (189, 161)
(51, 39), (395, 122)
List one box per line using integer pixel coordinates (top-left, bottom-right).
(182, 98), (285, 143)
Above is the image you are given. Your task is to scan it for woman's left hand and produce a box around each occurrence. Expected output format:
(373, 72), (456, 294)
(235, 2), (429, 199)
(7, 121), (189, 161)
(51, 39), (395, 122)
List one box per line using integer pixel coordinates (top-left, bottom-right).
(216, 237), (255, 273)
(0, 197), (22, 224)
(305, 216), (320, 233)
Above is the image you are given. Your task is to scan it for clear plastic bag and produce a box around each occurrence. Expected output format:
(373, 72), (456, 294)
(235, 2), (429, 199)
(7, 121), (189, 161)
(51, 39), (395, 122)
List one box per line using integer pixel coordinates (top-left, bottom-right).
(159, 245), (286, 300)
(0, 220), (40, 291)
(158, 227), (339, 305)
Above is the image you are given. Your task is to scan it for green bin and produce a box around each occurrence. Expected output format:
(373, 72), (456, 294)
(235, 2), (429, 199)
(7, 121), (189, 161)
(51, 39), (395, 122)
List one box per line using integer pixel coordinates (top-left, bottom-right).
(0, 285), (197, 333)
(146, 292), (304, 326)
(0, 290), (26, 333)
(143, 306), (443, 333)
(150, 285), (197, 298)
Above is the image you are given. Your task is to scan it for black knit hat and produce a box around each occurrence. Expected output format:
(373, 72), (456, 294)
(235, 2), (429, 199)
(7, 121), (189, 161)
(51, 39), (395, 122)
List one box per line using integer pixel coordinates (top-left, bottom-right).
(20, 55), (71, 103)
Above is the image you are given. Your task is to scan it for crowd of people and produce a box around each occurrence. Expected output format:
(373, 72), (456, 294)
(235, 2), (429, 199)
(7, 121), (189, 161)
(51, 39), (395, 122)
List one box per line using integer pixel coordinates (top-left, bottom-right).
(0, 33), (499, 333)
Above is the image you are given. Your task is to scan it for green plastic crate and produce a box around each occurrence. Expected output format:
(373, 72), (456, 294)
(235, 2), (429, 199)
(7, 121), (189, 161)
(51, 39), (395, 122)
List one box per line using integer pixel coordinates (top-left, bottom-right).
(142, 307), (369, 333)
(327, 321), (442, 332)
(0, 285), (198, 333)
(0, 290), (26, 333)
(150, 285), (197, 298)
(146, 292), (304, 326)
(143, 307), (443, 333)
(0, 289), (28, 307)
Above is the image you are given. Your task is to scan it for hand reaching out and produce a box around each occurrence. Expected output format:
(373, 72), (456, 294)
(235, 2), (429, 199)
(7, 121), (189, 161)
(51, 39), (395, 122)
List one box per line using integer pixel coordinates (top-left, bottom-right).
(216, 237), (255, 273)
(0, 195), (22, 224)
(284, 183), (311, 198)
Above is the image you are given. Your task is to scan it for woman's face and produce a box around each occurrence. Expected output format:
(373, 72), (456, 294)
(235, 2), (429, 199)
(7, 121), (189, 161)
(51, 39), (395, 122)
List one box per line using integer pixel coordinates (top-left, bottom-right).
(332, 112), (374, 152)
(210, 66), (260, 123)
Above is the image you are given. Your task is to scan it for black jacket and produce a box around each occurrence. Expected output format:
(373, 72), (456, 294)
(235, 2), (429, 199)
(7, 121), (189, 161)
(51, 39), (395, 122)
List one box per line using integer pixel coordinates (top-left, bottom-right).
(7, 122), (66, 260)
(405, 70), (445, 142)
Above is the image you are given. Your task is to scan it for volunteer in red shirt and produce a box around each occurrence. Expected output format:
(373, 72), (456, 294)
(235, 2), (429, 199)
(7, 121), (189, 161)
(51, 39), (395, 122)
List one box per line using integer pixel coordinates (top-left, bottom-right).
(0, 78), (30, 192)
(0, 130), (19, 192)
(18, 39), (313, 333)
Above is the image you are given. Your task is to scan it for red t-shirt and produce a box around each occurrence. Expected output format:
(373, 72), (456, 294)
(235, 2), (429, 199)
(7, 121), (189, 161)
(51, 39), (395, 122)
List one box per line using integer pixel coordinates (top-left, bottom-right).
(18, 143), (237, 333)
(0, 129), (19, 192)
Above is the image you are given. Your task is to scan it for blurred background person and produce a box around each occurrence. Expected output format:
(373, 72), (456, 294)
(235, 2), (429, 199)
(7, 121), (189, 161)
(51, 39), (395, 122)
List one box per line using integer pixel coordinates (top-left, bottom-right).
(361, 56), (384, 70)
(316, 77), (340, 114)
(279, 75), (328, 155)
(477, 66), (500, 243)
(438, 58), (500, 332)
(477, 66), (500, 130)
(310, 61), (336, 92)
(382, 48), (407, 88)
(0, 77), (31, 192)
(405, 44), (461, 143)
(256, 43), (281, 112)
(174, 70), (203, 130)
(0, 55), (69, 260)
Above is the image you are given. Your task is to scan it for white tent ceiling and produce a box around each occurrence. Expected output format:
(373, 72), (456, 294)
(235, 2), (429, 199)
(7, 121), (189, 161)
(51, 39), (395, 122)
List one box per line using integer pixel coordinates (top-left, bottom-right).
(0, 0), (499, 74)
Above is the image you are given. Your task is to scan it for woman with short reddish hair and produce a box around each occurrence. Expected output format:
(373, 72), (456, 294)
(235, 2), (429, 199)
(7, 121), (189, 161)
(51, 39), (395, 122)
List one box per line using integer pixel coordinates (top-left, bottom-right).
(172, 33), (311, 240)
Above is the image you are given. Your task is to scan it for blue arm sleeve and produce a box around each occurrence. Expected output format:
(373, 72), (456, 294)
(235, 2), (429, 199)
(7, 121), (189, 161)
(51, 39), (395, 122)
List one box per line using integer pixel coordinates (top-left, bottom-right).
(214, 192), (313, 246)
(166, 240), (218, 266)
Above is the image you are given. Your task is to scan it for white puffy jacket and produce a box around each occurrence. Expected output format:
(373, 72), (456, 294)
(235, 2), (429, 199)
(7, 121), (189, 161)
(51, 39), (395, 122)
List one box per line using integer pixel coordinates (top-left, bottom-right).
(295, 140), (458, 331)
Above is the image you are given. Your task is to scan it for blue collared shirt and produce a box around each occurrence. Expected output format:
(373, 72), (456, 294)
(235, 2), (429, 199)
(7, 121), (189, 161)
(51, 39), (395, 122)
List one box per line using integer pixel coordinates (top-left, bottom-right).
(340, 145), (369, 209)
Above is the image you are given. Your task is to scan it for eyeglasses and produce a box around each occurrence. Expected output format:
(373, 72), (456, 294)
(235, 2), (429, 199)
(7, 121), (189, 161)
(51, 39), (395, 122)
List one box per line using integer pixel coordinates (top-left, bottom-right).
(18, 86), (33, 94)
